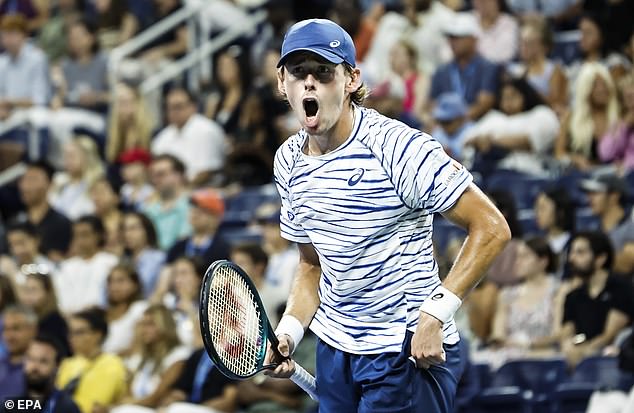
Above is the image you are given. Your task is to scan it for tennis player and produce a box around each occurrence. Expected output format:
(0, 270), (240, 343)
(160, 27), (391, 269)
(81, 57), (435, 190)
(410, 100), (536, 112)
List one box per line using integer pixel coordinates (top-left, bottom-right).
(266, 18), (511, 412)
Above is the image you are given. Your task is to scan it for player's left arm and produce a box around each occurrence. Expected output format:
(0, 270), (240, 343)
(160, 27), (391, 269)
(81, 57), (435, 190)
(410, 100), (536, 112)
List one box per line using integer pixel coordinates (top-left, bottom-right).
(438, 183), (511, 298)
(411, 183), (510, 368)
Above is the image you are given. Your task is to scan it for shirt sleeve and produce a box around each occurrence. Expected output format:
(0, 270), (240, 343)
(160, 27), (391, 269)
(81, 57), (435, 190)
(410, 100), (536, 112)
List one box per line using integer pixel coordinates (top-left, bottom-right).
(562, 290), (576, 325)
(29, 52), (51, 106)
(376, 121), (473, 213)
(480, 60), (499, 96)
(273, 143), (311, 243)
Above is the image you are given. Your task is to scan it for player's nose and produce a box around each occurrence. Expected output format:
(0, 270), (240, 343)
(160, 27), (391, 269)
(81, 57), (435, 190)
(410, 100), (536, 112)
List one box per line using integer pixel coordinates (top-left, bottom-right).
(303, 73), (317, 89)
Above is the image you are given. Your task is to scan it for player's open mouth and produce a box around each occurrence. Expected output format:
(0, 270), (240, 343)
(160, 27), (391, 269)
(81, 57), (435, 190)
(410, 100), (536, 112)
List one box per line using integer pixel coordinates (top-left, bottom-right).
(303, 98), (319, 128)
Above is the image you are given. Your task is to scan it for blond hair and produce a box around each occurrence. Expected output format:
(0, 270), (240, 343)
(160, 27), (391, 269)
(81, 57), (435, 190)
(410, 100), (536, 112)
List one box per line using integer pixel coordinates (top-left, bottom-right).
(133, 304), (181, 375)
(106, 83), (155, 163)
(569, 63), (620, 155)
(71, 136), (105, 187)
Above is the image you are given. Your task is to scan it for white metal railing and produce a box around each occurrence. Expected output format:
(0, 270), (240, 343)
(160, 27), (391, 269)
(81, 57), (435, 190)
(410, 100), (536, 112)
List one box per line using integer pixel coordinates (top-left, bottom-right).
(108, 0), (208, 90)
(140, 9), (267, 95)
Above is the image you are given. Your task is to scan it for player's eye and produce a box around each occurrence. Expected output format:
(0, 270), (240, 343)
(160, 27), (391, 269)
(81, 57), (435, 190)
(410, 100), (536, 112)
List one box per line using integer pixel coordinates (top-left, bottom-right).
(289, 66), (306, 77)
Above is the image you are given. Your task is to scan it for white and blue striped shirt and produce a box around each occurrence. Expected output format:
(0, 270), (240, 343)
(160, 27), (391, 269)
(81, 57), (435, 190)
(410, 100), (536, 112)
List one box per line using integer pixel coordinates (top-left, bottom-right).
(273, 107), (472, 354)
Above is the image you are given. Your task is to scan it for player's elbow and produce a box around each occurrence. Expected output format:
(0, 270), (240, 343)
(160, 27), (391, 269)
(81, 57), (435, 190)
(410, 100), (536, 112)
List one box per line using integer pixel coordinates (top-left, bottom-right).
(477, 211), (511, 253)
(492, 216), (512, 250)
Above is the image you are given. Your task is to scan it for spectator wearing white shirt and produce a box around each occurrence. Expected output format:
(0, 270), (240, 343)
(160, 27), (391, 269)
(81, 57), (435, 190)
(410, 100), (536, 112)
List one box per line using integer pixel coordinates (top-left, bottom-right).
(151, 87), (225, 187)
(473, 0), (519, 64)
(53, 215), (118, 315)
(464, 75), (559, 177)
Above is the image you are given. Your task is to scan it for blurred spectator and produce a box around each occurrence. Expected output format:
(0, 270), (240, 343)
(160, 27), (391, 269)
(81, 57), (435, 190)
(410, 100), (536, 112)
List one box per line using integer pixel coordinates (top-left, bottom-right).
(489, 237), (562, 355)
(254, 203), (299, 302)
(0, 14), (50, 121)
(90, 178), (123, 256)
(556, 62), (620, 171)
(464, 277), (499, 345)
(567, 13), (630, 84)
(0, 335), (81, 413)
(429, 12), (499, 121)
(118, 148), (155, 211)
(505, 0), (582, 30)
(112, 305), (189, 411)
(15, 161), (72, 261)
(47, 18), (108, 154)
(580, 172), (634, 275)
(328, 0), (382, 64)
(166, 188), (228, 266)
(486, 190), (523, 286)
(37, 0), (85, 63)
(151, 87), (226, 186)
(472, 0), (519, 64)
(508, 18), (568, 113)
(121, 212), (165, 297)
(599, 74), (634, 173)
(53, 215), (118, 315)
(49, 137), (104, 220)
(18, 270), (70, 358)
(584, 0), (634, 63)
(92, 0), (135, 49)
(464, 76), (559, 176)
(102, 264), (148, 355)
(0, 305), (37, 400)
(559, 231), (633, 367)
(363, 0), (454, 84)
(369, 39), (429, 127)
(130, 0), (187, 62)
(534, 187), (575, 264)
(56, 307), (126, 413)
(0, 221), (53, 285)
(0, 0), (41, 31)
(430, 92), (473, 161)
(148, 348), (237, 413)
(106, 82), (156, 165)
(142, 155), (191, 251)
(205, 46), (250, 138)
(161, 257), (205, 349)
(0, 276), (18, 357)
(230, 243), (284, 326)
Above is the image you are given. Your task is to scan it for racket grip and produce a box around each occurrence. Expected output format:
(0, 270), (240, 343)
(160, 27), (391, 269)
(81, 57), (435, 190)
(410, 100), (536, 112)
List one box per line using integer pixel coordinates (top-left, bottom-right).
(290, 363), (319, 401)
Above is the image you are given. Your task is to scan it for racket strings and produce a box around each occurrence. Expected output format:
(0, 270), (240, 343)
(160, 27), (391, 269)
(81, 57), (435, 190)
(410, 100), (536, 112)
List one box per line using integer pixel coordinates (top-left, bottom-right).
(207, 266), (263, 376)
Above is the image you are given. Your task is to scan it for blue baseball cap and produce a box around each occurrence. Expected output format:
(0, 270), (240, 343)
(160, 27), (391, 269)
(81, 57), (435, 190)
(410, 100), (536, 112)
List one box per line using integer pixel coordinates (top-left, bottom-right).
(277, 19), (356, 68)
(433, 93), (468, 121)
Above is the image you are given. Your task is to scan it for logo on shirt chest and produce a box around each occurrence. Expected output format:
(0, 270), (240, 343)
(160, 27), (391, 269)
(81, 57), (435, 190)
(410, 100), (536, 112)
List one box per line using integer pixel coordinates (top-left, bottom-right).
(347, 168), (365, 186)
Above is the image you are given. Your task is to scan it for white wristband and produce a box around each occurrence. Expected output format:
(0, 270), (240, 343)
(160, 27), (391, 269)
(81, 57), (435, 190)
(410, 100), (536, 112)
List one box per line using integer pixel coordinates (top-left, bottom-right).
(419, 286), (462, 324)
(274, 315), (304, 353)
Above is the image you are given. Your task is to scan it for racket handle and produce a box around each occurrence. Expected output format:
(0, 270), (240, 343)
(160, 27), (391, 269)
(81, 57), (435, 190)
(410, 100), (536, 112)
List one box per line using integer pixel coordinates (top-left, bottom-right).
(290, 363), (318, 401)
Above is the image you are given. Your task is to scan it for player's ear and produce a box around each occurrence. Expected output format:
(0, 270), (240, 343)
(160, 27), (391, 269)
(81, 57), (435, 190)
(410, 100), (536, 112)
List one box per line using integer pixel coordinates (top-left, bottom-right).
(345, 67), (362, 94)
(277, 68), (287, 96)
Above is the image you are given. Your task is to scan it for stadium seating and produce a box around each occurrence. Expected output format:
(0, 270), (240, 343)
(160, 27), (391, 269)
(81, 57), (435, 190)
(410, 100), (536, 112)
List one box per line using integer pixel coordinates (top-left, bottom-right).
(485, 170), (550, 210)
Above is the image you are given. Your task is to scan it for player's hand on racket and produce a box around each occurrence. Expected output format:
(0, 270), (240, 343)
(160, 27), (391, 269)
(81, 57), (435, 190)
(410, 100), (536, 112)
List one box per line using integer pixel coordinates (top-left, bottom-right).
(264, 334), (296, 378)
(411, 312), (446, 369)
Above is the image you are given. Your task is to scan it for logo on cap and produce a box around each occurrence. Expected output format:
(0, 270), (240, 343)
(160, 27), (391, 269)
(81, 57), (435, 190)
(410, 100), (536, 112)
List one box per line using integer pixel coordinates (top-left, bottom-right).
(329, 40), (340, 48)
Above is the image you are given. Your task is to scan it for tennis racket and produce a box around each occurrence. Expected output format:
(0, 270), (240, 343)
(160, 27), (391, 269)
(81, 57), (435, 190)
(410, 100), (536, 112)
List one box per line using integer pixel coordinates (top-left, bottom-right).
(199, 259), (318, 401)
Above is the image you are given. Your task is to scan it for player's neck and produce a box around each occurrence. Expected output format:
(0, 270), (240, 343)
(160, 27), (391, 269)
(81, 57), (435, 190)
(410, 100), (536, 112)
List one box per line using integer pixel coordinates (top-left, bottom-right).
(305, 105), (355, 156)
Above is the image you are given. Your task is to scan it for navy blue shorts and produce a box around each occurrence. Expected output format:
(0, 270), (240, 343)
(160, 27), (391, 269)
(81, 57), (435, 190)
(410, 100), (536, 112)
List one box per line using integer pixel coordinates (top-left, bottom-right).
(315, 331), (464, 413)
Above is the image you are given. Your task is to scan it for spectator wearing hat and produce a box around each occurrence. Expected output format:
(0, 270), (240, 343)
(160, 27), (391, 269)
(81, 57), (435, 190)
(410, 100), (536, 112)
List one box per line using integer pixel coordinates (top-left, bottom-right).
(142, 154), (192, 251)
(429, 12), (499, 121)
(166, 188), (229, 266)
(118, 148), (155, 211)
(430, 92), (474, 161)
(580, 172), (634, 274)
(0, 14), (50, 122)
(151, 87), (225, 187)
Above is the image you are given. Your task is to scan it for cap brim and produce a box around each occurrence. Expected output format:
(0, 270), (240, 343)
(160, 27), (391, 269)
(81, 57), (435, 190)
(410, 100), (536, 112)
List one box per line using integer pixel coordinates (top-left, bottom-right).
(277, 47), (345, 67)
(579, 179), (607, 192)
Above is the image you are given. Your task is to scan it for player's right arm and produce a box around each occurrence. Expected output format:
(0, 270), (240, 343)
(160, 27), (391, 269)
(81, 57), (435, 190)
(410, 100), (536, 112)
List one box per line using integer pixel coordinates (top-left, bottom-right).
(265, 242), (321, 378)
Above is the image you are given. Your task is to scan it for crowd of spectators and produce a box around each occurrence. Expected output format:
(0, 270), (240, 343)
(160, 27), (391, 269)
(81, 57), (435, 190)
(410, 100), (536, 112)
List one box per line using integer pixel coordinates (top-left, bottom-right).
(0, 0), (633, 412)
